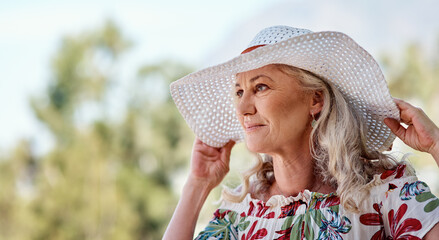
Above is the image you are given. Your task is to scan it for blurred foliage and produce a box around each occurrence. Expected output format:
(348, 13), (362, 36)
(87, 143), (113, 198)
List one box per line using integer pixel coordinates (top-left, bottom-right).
(0, 20), (193, 239)
(0, 19), (438, 239)
(384, 42), (439, 113)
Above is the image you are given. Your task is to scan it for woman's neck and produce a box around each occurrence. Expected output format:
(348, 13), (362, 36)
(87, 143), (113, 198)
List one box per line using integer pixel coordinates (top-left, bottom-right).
(267, 146), (335, 199)
(271, 153), (316, 196)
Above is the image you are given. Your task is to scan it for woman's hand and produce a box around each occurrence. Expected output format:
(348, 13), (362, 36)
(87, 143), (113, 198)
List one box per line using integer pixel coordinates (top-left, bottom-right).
(384, 98), (439, 162)
(163, 139), (235, 240)
(189, 138), (236, 190)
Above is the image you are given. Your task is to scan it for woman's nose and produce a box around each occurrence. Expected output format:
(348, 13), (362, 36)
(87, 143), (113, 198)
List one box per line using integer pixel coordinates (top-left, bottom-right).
(236, 92), (256, 116)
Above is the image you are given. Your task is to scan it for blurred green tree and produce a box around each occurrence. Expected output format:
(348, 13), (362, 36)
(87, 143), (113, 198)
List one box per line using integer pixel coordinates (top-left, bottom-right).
(384, 43), (439, 113)
(0, 20), (193, 239)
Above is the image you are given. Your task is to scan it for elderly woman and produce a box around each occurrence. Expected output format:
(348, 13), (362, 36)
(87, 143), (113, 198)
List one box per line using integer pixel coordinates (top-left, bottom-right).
(164, 26), (439, 239)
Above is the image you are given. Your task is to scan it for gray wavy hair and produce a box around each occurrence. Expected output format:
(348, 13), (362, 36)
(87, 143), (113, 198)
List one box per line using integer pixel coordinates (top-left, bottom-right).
(222, 64), (411, 212)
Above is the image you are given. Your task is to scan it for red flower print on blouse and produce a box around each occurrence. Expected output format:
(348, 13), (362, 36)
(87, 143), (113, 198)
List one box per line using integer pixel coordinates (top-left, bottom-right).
(240, 201), (275, 219)
(274, 225), (292, 240)
(381, 165), (406, 180)
(279, 200), (305, 218)
(241, 221), (267, 240)
(315, 195), (340, 209)
(385, 183), (398, 198)
(213, 209), (231, 219)
(360, 202), (385, 240)
(387, 203), (422, 240)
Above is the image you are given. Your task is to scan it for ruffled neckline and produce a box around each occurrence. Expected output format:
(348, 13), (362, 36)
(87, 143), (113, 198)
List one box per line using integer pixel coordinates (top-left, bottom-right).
(243, 190), (338, 208)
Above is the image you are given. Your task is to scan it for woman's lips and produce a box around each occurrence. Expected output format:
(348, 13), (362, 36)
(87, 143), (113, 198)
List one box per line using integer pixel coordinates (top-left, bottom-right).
(244, 124), (266, 132)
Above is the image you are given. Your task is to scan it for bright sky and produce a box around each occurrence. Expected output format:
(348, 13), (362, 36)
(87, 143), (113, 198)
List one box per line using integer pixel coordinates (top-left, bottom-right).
(1, 0), (439, 157)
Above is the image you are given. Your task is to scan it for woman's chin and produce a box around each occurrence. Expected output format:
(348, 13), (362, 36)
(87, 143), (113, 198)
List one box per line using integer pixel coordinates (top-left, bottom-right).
(245, 139), (269, 153)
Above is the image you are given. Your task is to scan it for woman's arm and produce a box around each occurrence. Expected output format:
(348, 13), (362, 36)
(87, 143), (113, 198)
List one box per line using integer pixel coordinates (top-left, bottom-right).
(424, 222), (439, 240)
(162, 138), (235, 240)
(162, 177), (212, 239)
(384, 98), (439, 166)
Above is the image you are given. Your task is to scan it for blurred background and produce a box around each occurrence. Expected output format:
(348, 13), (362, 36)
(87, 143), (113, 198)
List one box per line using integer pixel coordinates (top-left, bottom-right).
(1, 0), (439, 239)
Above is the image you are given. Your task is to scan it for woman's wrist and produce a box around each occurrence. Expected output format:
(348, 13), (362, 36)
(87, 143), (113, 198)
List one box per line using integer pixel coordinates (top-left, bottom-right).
(185, 175), (215, 194)
(428, 129), (439, 163)
(430, 142), (439, 164)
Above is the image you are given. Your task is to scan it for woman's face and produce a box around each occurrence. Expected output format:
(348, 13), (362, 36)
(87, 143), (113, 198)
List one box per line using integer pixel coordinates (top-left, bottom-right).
(235, 65), (314, 154)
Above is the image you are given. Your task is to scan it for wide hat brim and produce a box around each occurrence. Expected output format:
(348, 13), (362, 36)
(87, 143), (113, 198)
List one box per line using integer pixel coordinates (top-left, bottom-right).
(170, 31), (399, 152)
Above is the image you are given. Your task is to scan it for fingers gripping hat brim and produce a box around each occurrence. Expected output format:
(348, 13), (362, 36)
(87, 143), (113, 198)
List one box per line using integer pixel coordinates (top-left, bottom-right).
(170, 30), (399, 152)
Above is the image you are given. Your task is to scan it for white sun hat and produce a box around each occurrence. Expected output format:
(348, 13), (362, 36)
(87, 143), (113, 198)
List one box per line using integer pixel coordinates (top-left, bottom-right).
(170, 25), (399, 152)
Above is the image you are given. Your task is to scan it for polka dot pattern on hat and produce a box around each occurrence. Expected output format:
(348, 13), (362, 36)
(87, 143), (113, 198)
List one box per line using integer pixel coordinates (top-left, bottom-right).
(247, 26), (312, 48)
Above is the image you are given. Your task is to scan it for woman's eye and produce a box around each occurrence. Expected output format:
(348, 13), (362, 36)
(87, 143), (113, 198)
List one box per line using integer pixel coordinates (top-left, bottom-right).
(255, 84), (268, 92)
(236, 90), (243, 97)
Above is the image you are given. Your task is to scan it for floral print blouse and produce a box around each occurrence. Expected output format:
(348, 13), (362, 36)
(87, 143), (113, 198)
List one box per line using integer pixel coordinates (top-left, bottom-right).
(195, 165), (439, 239)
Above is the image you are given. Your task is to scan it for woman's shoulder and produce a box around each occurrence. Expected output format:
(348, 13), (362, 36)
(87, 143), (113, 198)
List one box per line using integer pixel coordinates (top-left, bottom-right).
(365, 164), (420, 197)
(366, 164), (416, 188)
(357, 163), (439, 238)
(360, 163), (438, 215)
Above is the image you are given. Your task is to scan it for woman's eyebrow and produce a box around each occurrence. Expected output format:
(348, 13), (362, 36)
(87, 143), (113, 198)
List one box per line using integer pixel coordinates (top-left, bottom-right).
(235, 74), (273, 87)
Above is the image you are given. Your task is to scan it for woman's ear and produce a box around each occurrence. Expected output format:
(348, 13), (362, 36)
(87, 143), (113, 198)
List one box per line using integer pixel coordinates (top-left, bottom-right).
(310, 90), (324, 115)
